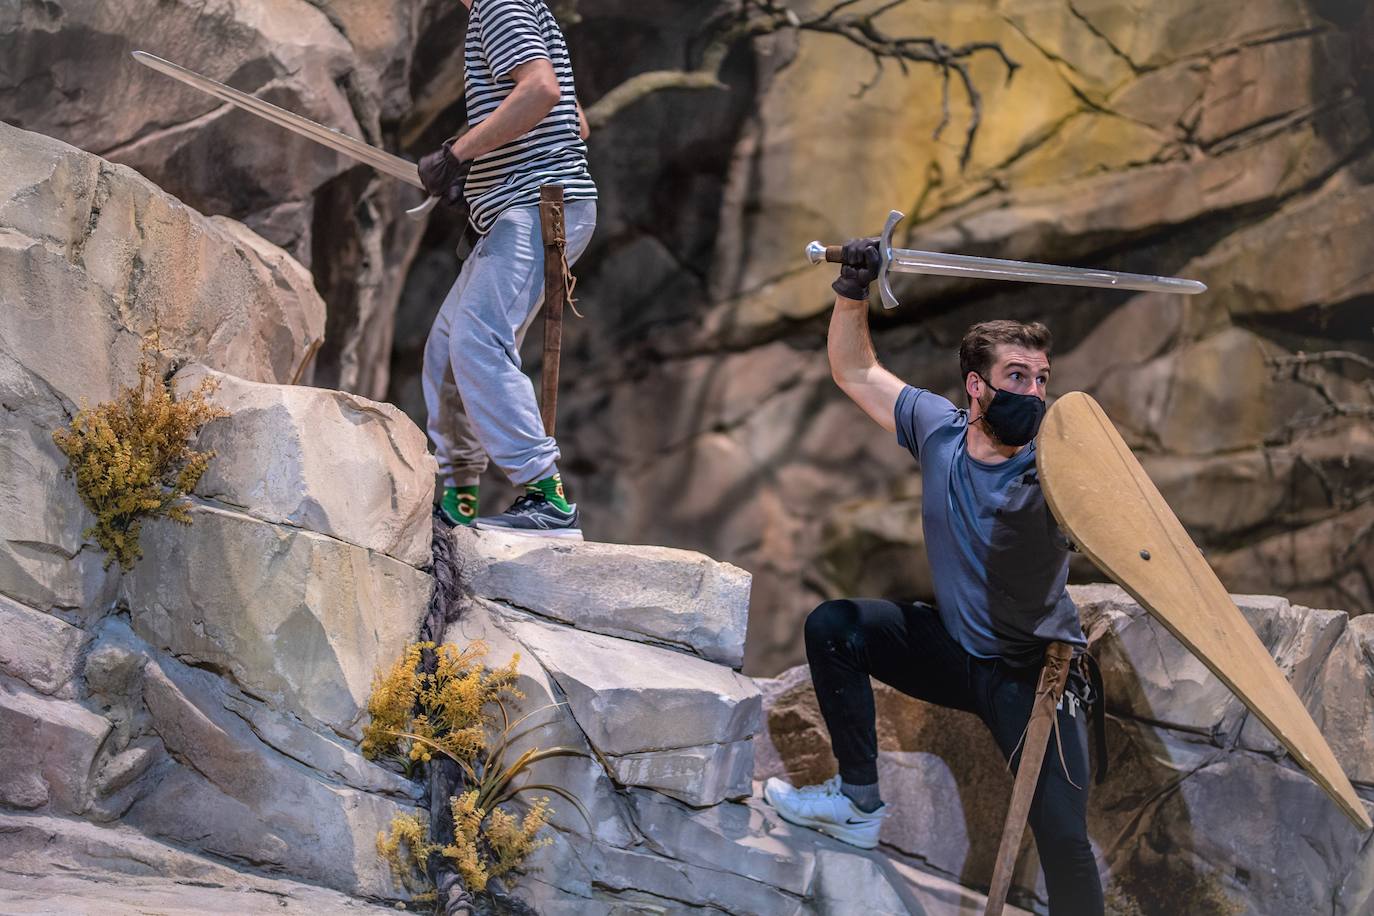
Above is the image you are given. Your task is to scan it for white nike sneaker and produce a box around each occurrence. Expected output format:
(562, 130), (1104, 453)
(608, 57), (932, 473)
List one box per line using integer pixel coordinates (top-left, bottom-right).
(762, 775), (887, 849)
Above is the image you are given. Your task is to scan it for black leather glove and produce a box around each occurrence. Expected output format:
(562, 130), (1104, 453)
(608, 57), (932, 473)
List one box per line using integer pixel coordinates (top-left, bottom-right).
(832, 236), (881, 301)
(417, 141), (471, 206)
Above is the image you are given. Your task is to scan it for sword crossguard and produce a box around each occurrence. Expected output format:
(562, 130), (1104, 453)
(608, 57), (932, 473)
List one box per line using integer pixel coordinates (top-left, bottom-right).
(804, 210), (906, 310)
(876, 210), (903, 311)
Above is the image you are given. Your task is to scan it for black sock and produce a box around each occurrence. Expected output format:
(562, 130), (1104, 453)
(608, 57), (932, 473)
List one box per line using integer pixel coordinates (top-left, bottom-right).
(841, 780), (883, 813)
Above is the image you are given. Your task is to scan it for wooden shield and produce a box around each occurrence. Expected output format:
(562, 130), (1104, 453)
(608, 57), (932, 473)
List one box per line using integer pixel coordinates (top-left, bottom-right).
(1037, 391), (1370, 831)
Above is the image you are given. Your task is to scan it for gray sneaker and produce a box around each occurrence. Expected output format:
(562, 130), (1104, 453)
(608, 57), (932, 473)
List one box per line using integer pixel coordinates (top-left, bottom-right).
(474, 492), (583, 540)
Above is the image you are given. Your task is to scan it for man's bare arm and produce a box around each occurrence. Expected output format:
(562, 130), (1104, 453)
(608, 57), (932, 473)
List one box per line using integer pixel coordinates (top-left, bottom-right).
(576, 99), (589, 140)
(450, 58), (561, 162)
(828, 295), (905, 434)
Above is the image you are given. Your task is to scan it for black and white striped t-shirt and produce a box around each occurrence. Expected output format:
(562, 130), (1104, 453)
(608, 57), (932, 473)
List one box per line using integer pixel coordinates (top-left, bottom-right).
(463, 0), (596, 233)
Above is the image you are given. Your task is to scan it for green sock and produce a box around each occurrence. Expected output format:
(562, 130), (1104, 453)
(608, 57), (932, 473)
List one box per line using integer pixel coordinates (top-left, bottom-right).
(526, 473), (571, 513)
(441, 485), (479, 526)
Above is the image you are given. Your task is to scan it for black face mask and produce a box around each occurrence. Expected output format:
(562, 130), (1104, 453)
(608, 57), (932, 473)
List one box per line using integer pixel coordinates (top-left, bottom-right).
(976, 375), (1046, 446)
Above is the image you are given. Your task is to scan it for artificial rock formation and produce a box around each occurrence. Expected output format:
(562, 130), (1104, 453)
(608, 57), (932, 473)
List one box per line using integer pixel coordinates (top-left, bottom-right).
(0, 117), (325, 619)
(0, 122), (433, 908)
(0, 0), (451, 394)
(7, 0), (1368, 677)
(0, 115), (1028, 914)
(539, 0), (1374, 674)
(443, 527), (1028, 915)
(757, 584), (1374, 916)
(459, 530), (753, 668)
(6, 3), (1374, 910)
(175, 365), (436, 567)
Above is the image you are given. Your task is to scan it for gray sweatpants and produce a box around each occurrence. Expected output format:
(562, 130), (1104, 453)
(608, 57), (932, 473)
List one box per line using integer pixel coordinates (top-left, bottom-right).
(423, 200), (596, 488)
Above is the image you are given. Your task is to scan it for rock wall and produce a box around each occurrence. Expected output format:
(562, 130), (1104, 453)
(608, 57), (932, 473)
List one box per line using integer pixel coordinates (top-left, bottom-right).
(0, 122), (435, 908)
(757, 584), (1374, 915)
(0, 0), (463, 394)
(439, 526), (1028, 915)
(3, 109), (1372, 915)
(1, 116), (1031, 914)
(8, 1), (1369, 675)
(529, 0), (1374, 674)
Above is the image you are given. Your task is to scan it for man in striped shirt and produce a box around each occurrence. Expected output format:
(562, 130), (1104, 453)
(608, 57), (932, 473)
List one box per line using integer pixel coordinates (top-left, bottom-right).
(418, 0), (597, 538)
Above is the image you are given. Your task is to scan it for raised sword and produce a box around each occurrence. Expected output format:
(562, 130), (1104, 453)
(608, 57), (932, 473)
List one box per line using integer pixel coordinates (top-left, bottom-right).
(807, 210), (1206, 309)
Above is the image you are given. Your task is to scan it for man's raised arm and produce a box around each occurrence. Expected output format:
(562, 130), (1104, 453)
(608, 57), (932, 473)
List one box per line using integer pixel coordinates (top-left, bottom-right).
(828, 239), (905, 434)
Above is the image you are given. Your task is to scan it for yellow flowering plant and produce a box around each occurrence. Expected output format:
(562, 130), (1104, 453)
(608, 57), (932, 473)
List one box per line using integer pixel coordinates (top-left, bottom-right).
(51, 342), (226, 570)
(366, 640), (590, 895)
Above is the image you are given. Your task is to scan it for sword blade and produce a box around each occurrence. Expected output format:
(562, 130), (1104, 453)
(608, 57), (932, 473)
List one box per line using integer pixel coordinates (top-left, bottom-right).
(886, 247), (1206, 295)
(132, 51), (423, 190)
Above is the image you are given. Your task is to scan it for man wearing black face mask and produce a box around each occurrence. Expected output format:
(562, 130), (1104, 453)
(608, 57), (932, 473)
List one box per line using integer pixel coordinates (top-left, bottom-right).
(762, 238), (1103, 915)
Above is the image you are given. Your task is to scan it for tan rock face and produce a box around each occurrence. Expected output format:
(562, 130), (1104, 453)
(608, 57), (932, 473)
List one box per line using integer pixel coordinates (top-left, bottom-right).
(1, 2), (356, 181)
(508, 0), (1374, 678)
(177, 366), (436, 567)
(1211, 502), (1374, 619)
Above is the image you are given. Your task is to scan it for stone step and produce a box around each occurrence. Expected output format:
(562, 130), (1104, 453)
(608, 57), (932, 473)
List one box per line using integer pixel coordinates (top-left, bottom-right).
(455, 526), (750, 668)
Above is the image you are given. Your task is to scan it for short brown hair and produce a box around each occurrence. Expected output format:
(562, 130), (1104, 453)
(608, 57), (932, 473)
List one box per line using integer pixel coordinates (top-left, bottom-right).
(958, 320), (1052, 382)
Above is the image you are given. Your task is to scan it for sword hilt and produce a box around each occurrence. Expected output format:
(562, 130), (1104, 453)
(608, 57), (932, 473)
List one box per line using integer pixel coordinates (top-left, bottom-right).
(804, 211), (906, 310)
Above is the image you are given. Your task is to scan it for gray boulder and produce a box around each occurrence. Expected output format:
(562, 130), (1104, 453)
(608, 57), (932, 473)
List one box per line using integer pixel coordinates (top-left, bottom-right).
(122, 503), (431, 740)
(457, 526), (751, 667)
(0, 594), (90, 698)
(177, 365), (436, 567)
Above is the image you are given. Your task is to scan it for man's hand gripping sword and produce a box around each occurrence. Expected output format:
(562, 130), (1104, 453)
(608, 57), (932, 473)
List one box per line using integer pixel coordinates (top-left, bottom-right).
(808, 210), (1206, 308)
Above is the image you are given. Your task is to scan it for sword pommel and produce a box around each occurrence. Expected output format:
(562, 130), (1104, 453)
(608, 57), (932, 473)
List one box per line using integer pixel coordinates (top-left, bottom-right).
(804, 241), (842, 265)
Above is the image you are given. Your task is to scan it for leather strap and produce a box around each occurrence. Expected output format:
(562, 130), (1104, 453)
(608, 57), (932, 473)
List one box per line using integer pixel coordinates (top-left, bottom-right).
(984, 641), (1074, 916)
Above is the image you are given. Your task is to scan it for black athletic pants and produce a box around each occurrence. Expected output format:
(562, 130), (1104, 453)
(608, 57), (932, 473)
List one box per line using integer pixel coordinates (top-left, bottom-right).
(804, 598), (1104, 916)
